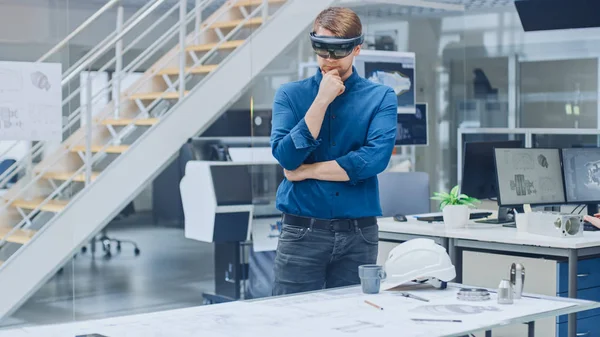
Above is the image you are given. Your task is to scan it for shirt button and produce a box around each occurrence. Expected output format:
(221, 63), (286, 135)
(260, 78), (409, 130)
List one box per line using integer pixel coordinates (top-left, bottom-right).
(335, 192), (340, 196)
(332, 115), (336, 119)
(332, 141), (336, 146)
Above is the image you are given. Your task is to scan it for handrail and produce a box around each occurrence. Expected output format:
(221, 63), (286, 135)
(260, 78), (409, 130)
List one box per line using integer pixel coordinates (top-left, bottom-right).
(37, 0), (121, 63)
(61, 0), (160, 83)
(62, 0), (168, 86)
(0, 0), (181, 189)
(0, 0), (279, 246)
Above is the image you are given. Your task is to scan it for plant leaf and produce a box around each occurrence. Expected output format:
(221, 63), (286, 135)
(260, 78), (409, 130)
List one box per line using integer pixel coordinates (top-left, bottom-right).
(450, 185), (460, 197)
(440, 200), (449, 210)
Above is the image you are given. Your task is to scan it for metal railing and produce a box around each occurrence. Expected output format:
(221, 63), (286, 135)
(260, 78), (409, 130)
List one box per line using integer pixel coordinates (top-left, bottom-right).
(0, 0), (279, 246)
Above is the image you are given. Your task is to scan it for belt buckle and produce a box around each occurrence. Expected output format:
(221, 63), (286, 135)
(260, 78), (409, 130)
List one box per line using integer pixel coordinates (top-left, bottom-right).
(329, 219), (353, 232)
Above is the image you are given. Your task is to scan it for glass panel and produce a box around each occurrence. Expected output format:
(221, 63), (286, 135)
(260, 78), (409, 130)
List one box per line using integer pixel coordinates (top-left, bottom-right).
(520, 59), (598, 129)
(533, 134), (600, 149)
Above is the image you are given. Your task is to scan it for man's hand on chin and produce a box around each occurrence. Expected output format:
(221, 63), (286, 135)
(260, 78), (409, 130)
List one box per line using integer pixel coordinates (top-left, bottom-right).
(284, 164), (314, 182)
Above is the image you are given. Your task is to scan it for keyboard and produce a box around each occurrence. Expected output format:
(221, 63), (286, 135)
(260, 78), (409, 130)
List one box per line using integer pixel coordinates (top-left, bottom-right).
(415, 212), (492, 223)
(584, 221), (600, 232)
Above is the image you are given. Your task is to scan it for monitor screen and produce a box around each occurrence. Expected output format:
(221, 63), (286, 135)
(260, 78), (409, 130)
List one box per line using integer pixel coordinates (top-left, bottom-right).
(494, 148), (565, 206)
(396, 103), (427, 146)
(562, 148), (600, 204)
(210, 165), (253, 205)
(461, 140), (524, 200)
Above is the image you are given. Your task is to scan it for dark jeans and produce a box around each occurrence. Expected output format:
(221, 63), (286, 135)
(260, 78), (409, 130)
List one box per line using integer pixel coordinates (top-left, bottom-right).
(272, 223), (379, 296)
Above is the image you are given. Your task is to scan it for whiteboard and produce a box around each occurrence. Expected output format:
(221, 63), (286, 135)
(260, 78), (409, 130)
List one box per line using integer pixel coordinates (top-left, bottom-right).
(0, 61), (62, 141)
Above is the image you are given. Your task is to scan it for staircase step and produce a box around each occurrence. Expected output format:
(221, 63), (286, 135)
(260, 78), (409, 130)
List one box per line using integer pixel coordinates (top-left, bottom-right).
(100, 118), (159, 126)
(186, 40), (245, 53)
(233, 0), (285, 7)
(0, 227), (36, 245)
(11, 198), (69, 213)
(41, 171), (101, 182)
(129, 91), (189, 101)
(157, 65), (218, 76)
(70, 145), (129, 154)
(208, 17), (263, 29)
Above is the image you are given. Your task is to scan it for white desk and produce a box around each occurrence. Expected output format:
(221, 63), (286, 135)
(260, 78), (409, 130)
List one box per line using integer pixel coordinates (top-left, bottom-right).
(0, 284), (597, 337)
(378, 215), (600, 337)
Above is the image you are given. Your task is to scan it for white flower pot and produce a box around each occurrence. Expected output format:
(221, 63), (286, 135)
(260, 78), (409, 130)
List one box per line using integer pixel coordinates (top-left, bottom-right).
(442, 205), (469, 228)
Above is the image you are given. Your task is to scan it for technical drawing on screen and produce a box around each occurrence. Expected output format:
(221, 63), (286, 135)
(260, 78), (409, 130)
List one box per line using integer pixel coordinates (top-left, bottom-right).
(494, 148), (565, 206)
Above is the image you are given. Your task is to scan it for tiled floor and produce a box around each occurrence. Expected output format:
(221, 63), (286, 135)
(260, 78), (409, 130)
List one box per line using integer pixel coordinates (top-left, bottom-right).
(0, 213), (215, 329)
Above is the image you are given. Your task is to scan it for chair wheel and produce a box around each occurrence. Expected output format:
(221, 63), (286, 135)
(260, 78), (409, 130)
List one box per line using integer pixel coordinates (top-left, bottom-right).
(104, 251), (112, 260)
(134, 248), (140, 256)
(117, 243), (122, 252)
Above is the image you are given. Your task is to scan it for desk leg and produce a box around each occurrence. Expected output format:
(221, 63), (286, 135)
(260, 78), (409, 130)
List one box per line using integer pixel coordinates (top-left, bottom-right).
(485, 330), (492, 337)
(527, 321), (535, 337)
(568, 249), (578, 337)
(448, 239), (462, 283)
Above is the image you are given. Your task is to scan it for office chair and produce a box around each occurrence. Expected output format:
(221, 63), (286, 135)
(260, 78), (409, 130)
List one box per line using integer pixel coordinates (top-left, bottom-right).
(377, 171), (431, 217)
(80, 202), (141, 259)
(0, 159), (18, 189)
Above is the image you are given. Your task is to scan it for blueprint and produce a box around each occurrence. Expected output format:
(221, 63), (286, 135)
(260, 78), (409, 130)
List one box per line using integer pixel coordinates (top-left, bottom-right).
(0, 284), (580, 337)
(0, 61), (61, 141)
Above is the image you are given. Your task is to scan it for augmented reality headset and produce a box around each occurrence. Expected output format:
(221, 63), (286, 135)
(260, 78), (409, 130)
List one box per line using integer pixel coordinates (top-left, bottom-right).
(309, 32), (364, 59)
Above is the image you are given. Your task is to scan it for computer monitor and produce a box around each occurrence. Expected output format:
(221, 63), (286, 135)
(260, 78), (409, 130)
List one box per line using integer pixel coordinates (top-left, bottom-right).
(494, 148), (566, 207)
(395, 103), (428, 146)
(461, 140), (524, 200)
(561, 147), (600, 216)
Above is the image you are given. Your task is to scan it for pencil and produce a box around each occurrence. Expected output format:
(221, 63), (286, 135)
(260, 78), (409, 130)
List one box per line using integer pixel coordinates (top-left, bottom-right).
(411, 318), (462, 323)
(364, 300), (384, 310)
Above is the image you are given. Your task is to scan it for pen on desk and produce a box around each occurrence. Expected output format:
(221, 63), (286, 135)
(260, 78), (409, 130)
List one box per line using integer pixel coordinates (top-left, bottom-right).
(411, 318), (462, 323)
(364, 300), (384, 310)
(400, 292), (429, 302)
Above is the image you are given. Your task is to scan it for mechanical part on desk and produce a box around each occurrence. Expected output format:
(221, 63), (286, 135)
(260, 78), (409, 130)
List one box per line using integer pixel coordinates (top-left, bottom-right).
(457, 288), (491, 301)
(380, 238), (456, 291)
(525, 211), (583, 238)
(498, 279), (514, 304)
(398, 292), (429, 302)
(510, 263), (525, 299)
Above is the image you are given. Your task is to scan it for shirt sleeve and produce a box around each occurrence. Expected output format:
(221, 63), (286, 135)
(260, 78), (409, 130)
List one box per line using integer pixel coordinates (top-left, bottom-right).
(270, 87), (321, 170)
(335, 88), (398, 185)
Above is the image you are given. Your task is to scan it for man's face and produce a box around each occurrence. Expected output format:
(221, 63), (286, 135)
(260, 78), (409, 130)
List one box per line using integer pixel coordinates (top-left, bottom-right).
(314, 27), (361, 79)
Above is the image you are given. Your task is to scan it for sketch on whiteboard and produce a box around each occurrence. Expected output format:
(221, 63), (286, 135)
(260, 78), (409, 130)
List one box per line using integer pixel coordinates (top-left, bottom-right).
(0, 68), (22, 92)
(31, 71), (51, 91)
(0, 105), (22, 129)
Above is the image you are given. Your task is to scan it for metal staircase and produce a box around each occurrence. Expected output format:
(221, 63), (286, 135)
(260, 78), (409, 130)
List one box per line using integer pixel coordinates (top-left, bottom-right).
(0, 0), (336, 320)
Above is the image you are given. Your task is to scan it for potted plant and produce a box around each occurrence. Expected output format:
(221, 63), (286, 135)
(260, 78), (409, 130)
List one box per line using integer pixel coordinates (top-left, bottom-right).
(431, 185), (480, 228)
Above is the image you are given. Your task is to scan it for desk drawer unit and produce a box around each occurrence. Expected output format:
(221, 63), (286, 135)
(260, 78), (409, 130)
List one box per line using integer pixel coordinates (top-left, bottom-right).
(558, 314), (600, 337)
(462, 251), (600, 337)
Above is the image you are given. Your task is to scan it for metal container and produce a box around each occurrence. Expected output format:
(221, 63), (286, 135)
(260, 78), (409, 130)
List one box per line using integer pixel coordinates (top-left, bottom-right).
(498, 279), (514, 304)
(510, 263), (525, 299)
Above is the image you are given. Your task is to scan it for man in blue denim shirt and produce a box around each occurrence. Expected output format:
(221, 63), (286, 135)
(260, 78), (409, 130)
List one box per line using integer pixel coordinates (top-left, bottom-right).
(270, 7), (398, 295)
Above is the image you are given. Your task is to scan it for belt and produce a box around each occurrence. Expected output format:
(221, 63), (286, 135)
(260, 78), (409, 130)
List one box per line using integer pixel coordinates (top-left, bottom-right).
(282, 213), (377, 232)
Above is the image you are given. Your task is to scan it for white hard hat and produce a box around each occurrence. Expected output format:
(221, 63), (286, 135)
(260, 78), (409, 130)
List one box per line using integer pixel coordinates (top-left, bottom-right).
(380, 238), (456, 291)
